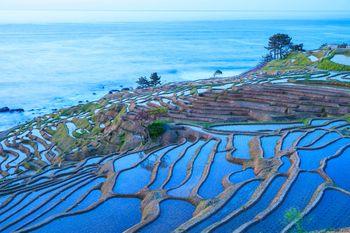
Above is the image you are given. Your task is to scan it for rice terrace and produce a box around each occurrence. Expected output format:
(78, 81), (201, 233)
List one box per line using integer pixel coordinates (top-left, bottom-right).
(1, 40), (350, 233)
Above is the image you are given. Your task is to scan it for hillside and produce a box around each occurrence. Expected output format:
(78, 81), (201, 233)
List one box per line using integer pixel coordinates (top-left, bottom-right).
(0, 47), (350, 232)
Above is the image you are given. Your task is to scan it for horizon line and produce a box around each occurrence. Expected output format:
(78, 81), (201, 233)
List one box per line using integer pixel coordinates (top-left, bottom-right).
(1, 9), (350, 12)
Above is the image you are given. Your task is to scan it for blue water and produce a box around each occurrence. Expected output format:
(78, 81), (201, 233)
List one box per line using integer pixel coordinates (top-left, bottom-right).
(188, 180), (260, 233)
(198, 152), (241, 199)
(281, 132), (304, 151)
(32, 197), (142, 233)
(298, 138), (350, 170)
(300, 189), (350, 232)
(139, 199), (195, 233)
(246, 172), (324, 233)
(278, 156), (291, 173)
(261, 136), (280, 158)
(326, 147), (350, 191)
(1, 20), (350, 130)
(213, 176), (286, 233)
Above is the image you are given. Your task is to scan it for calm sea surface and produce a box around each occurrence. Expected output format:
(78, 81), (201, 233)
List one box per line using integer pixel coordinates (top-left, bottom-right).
(1, 20), (350, 131)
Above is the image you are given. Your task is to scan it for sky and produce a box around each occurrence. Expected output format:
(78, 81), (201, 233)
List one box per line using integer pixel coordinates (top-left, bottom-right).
(0, 0), (349, 23)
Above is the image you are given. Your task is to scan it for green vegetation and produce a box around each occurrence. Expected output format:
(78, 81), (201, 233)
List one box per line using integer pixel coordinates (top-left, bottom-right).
(317, 58), (350, 71)
(311, 50), (326, 59)
(213, 70), (223, 77)
(52, 123), (75, 154)
(263, 52), (312, 71)
(112, 106), (127, 125)
(137, 72), (162, 88)
(284, 208), (305, 233)
(301, 118), (311, 126)
(190, 87), (198, 95)
(147, 120), (167, 139)
(148, 106), (168, 116)
(345, 115), (350, 123)
(72, 129), (89, 138)
(266, 33), (293, 60)
(342, 50), (350, 57)
(72, 118), (91, 130)
(118, 132), (126, 149)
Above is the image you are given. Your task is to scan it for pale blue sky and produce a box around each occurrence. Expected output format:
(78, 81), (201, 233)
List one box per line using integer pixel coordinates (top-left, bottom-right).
(0, 0), (349, 23)
(1, 0), (350, 11)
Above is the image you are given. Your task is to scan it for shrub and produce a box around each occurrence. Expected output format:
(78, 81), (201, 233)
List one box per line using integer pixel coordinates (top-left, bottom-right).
(147, 121), (167, 139)
(118, 132), (126, 147)
(284, 208), (304, 233)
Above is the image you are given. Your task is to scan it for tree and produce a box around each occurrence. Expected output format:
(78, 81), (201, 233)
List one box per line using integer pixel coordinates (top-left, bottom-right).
(213, 70), (223, 77)
(136, 73), (162, 88)
(266, 34), (293, 60)
(149, 72), (161, 86)
(338, 43), (348, 48)
(136, 76), (150, 88)
(290, 43), (304, 52)
(262, 53), (273, 63)
(147, 121), (166, 139)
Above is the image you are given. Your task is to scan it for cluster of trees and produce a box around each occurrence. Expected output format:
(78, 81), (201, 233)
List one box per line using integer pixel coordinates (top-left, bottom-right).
(338, 43), (349, 48)
(264, 33), (304, 62)
(136, 72), (161, 88)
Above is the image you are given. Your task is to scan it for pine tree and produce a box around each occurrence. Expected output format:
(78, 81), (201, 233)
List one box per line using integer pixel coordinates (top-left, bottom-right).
(266, 34), (293, 60)
(136, 76), (150, 88)
(149, 73), (161, 86)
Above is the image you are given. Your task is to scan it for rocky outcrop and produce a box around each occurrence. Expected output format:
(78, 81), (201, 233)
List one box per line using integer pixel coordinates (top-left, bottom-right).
(0, 107), (24, 113)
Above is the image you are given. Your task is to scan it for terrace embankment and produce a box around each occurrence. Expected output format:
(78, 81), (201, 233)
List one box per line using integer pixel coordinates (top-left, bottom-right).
(166, 83), (350, 123)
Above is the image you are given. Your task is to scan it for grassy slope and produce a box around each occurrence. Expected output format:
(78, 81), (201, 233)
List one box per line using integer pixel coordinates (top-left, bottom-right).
(264, 49), (350, 72)
(263, 52), (313, 72)
(317, 50), (350, 71)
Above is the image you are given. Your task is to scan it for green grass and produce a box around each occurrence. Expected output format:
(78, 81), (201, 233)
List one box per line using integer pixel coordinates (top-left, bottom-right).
(112, 106), (127, 125)
(52, 123), (75, 154)
(317, 58), (350, 71)
(190, 87), (198, 95)
(301, 118), (311, 126)
(148, 106), (168, 116)
(263, 52), (313, 72)
(72, 118), (91, 130)
(311, 50), (326, 59)
(345, 115), (350, 123)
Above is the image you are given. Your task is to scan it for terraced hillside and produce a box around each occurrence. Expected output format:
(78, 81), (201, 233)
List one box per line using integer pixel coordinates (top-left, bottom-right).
(1, 49), (350, 232)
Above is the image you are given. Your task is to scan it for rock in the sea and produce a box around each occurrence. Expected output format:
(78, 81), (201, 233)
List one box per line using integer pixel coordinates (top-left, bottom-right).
(109, 89), (119, 94)
(0, 107), (24, 113)
(9, 108), (24, 113)
(0, 107), (10, 112)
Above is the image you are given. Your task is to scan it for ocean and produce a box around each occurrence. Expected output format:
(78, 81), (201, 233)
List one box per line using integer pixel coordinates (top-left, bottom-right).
(1, 19), (350, 131)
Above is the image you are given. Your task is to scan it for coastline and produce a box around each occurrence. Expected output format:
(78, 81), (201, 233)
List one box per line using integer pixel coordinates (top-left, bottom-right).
(1, 19), (349, 132)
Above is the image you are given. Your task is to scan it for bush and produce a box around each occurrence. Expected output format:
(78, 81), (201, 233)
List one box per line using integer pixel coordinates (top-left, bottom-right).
(147, 121), (167, 139)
